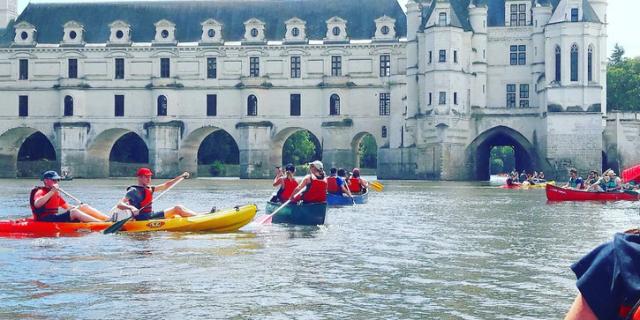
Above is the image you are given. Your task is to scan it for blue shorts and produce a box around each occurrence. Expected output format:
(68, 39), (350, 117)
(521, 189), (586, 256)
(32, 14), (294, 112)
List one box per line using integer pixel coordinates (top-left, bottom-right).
(135, 211), (165, 221)
(39, 211), (72, 222)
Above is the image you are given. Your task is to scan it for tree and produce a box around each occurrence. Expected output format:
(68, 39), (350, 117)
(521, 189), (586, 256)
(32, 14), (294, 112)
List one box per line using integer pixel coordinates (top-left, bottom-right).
(609, 43), (626, 66)
(283, 131), (319, 165)
(489, 146), (515, 174)
(358, 135), (378, 168)
(607, 44), (640, 111)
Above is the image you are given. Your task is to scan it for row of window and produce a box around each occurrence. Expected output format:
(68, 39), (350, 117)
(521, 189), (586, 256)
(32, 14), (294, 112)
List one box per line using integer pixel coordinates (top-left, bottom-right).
(16, 55), (393, 80)
(427, 92), (458, 105)
(506, 84), (530, 108)
(18, 93), (392, 117)
(509, 5), (580, 26)
(428, 50), (458, 64)
(554, 44), (595, 83)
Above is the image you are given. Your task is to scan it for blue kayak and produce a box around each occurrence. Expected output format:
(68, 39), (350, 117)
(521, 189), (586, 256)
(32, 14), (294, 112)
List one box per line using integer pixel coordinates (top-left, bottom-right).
(327, 190), (369, 206)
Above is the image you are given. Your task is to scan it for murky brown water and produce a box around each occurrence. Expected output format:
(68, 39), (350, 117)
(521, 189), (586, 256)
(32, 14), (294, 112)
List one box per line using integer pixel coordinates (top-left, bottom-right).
(1, 177), (638, 319)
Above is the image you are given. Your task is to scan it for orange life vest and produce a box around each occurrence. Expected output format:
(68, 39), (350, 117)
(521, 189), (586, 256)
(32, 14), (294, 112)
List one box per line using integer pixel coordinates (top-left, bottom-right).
(327, 176), (339, 193)
(30, 187), (65, 220)
(128, 185), (154, 214)
(279, 177), (299, 202)
(301, 175), (327, 203)
(348, 178), (362, 193)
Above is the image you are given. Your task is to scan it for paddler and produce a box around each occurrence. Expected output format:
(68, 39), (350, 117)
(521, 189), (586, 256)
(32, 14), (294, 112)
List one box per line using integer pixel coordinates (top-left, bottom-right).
(348, 168), (368, 194)
(30, 170), (111, 222)
(563, 168), (585, 190)
(327, 168), (340, 194)
(290, 160), (328, 204)
(272, 163), (298, 203)
(116, 168), (196, 220)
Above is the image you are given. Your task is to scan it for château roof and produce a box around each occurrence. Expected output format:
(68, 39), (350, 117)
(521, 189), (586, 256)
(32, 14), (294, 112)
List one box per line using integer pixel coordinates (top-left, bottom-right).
(0, 0), (407, 45)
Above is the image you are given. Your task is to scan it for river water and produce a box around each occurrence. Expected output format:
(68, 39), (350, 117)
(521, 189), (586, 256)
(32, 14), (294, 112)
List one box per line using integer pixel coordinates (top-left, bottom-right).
(0, 177), (638, 319)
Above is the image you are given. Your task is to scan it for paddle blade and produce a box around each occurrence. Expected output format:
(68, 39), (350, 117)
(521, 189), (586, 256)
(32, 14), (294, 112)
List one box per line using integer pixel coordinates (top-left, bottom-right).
(257, 214), (273, 225)
(370, 181), (384, 192)
(103, 216), (131, 234)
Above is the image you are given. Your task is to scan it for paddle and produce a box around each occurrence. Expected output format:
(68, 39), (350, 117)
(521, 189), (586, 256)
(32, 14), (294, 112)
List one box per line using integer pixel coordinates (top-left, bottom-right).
(103, 176), (185, 234)
(257, 188), (306, 225)
(57, 187), (83, 205)
(370, 181), (384, 192)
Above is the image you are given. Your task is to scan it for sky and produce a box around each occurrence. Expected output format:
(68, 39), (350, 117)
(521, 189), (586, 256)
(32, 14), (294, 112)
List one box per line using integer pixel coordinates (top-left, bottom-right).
(14, 0), (640, 57)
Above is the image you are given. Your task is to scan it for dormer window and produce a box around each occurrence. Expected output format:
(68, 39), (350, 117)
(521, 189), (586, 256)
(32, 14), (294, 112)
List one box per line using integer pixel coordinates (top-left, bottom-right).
(62, 21), (84, 45)
(153, 19), (176, 45)
(374, 16), (396, 41)
(284, 17), (307, 43)
(243, 18), (266, 43)
(439, 12), (447, 26)
(325, 16), (348, 42)
(200, 19), (223, 44)
(571, 8), (579, 22)
(332, 27), (340, 36)
(381, 26), (389, 35)
(508, 3), (528, 26)
(14, 21), (36, 46)
(109, 20), (131, 45)
(250, 28), (259, 37)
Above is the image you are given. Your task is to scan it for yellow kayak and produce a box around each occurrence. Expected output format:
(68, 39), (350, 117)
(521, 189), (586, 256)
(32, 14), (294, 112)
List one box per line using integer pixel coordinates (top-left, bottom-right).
(119, 204), (257, 233)
(520, 181), (555, 189)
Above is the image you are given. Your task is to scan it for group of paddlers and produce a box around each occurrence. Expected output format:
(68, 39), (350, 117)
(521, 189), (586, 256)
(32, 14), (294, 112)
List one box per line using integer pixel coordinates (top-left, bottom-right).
(271, 161), (368, 204)
(30, 168), (198, 223)
(562, 167), (638, 192)
(506, 169), (546, 186)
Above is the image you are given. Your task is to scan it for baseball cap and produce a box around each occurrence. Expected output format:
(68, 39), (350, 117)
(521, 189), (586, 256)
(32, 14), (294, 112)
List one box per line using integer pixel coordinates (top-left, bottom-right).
(42, 170), (62, 181)
(136, 167), (153, 176)
(308, 160), (324, 171)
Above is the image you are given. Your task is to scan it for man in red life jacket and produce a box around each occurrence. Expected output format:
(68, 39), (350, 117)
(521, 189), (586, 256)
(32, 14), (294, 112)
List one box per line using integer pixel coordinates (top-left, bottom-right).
(290, 160), (328, 204)
(31, 170), (111, 222)
(272, 163), (298, 203)
(348, 168), (368, 194)
(116, 168), (197, 220)
(327, 168), (339, 194)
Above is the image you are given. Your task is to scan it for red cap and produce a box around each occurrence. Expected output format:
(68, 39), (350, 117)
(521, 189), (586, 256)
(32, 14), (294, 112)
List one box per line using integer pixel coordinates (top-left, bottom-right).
(136, 167), (153, 177)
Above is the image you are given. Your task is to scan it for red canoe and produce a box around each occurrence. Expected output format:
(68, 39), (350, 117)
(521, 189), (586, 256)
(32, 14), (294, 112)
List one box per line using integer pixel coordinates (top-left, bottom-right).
(545, 184), (639, 201)
(0, 219), (110, 238)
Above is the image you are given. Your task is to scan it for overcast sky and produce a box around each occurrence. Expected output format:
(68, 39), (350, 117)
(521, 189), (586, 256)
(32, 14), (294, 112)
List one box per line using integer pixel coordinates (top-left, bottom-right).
(15, 0), (640, 57)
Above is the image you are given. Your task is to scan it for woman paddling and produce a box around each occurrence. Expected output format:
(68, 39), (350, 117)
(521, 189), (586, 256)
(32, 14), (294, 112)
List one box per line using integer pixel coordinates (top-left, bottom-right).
(289, 160), (328, 204)
(271, 163), (298, 203)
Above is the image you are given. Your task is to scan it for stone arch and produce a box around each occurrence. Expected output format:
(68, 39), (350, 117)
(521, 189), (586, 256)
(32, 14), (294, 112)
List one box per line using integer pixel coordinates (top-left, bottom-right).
(271, 127), (322, 167)
(180, 126), (240, 177)
(351, 132), (379, 170)
(467, 126), (538, 181)
(86, 128), (149, 177)
(0, 127), (58, 178)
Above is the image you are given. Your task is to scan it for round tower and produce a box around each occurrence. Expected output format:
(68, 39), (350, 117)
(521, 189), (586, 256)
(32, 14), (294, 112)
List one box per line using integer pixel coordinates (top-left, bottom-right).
(469, 2), (488, 109)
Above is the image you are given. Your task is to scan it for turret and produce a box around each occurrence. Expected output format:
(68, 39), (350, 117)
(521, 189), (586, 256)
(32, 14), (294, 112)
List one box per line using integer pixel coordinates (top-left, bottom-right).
(532, 1), (552, 29)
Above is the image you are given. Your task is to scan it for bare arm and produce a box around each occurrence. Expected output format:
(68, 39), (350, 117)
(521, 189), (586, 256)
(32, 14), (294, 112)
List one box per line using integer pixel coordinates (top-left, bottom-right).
(33, 187), (57, 209)
(117, 197), (139, 215)
(155, 172), (189, 192)
(341, 183), (353, 197)
(272, 168), (284, 187)
(564, 293), (597, 320)
(289, 176), (311, 200)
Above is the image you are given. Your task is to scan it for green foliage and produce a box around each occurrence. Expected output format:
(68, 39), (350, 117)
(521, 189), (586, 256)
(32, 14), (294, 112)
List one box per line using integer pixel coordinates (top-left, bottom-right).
(198, 131), (239, 164)
(490, 146), (515, 174)
(283, 131), (321, 165)
(358, 135), (378, 168)
(607, 46), (640, 111)
(209, 160), (225, 176)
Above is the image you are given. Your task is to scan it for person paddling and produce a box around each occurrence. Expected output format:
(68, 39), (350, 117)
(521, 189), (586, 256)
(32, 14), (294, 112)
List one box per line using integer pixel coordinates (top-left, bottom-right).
(563, 168), (585, 190)
(272, 163), (298, 203)
(336, 168), (354, 199)
(289, 160), (328, 204)
(30, 170), (110, 222)
(348, 168), (368, 194)
(327, 168), (340, 194)
(116, 168), (197, 220)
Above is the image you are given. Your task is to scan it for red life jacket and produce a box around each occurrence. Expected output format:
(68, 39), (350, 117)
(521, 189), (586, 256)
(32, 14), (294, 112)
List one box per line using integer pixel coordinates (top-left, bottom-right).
(327, 176), (339, 193)
(348, 178), (362, 193)
(302, 175), (327, 203)
(619, 301), (640, 320)
(279, 177), (299, 202)
(30, 187), (63, 220)
(128, 185), (154, 214)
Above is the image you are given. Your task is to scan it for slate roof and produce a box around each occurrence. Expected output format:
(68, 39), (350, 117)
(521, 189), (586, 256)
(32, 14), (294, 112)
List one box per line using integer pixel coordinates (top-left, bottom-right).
(0, 0), (407, 45)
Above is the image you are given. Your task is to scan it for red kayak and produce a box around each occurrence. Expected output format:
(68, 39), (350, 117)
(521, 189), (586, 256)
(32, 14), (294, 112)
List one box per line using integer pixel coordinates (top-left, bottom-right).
(546, 184), (639, 201)
(0, 219), (110, 238)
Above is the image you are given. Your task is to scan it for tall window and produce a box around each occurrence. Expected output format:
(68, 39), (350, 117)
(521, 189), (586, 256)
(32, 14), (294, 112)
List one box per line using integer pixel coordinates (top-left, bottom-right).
(438, 12), (447, 26)
(519, 84), (529, 108)
(380, 54), (391, 77)
(68, 59), (78, 79)
(506, 84), (516, 108)
(381, 126), (388, 138)
(290, 94), (301, 116)
(571, 44), (579, 82)
(379, 93), (390, 116)
(510, 4), (527, 26)
(19, 59), (28, 80)
(115, 58), (125, 79)
(207, 94), (217, 116)
(571, 8), (579, 22)
(207, 57), (217, 79)
(329, 94), (340, 115)
(453, 92), (458, 105)
(249, 57), (260, 77)
(428, 51), (432, 64)
(64, 95), (73, 116)
(19, 95), (28, 117)
(114, 95), (124, 117)
(157, 95), (167, 116)
(453, 51), (458, 63)
(291, 56), (301, 78)
(160, 58), (170, 78)
(510, 45), (526, 65)
(428, 93), (432, 105)
(555, 46), (561, 82)
(438, 92), (446, 105)
(439, 50), (446, 63)
(588, 46), (593, 82)
(331, 56), (342, 76)
(247, 95), (258, 116)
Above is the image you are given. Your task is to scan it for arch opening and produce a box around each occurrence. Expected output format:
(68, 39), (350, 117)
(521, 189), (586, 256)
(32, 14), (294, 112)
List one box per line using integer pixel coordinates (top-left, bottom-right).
(17, 132), (58, 178)
(352, 132), (378, 173)
(282, 130), (322, 167)
(197, 130), (240, 177)
(109, 132), (149, 177)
